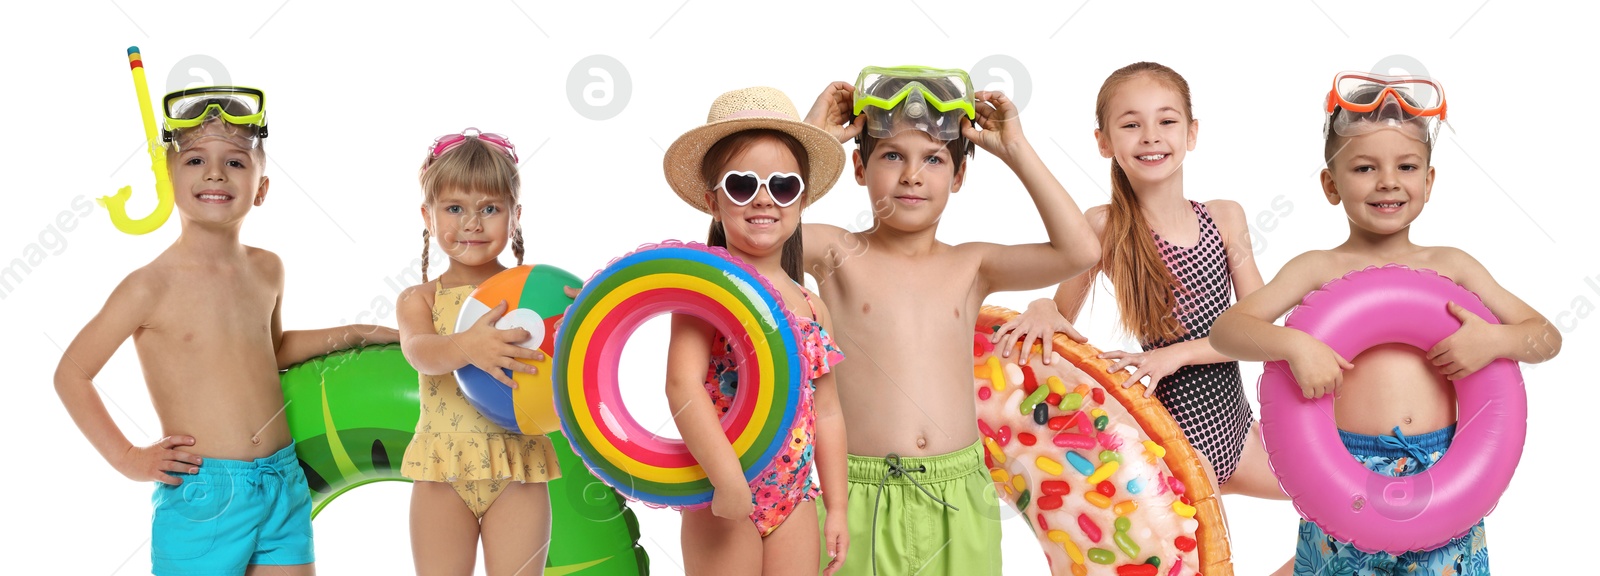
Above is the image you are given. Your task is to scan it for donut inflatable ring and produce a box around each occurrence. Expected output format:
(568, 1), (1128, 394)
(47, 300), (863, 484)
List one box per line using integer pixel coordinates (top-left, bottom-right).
(454, 264), (581, 436)
(554, 241), (803, 509)
(976, 306), (1232, 576)
(1259, 265), (1527, 554)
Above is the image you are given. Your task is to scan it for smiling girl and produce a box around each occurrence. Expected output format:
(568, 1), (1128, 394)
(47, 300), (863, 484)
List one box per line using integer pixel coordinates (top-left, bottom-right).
(660, 87), (850, 576)
(996, 63), (1285, 505)
(396, 128), (561, 576)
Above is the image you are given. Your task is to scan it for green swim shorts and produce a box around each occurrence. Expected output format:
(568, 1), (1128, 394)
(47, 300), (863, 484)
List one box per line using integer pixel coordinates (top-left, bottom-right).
(818, 440), (1002, 575)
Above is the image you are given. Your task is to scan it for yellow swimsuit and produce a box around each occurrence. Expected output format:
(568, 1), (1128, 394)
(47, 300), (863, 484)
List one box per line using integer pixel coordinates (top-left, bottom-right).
(401, 282), (561, 518)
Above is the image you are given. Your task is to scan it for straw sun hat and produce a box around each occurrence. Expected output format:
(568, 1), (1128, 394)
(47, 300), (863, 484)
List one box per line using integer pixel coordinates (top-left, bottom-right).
(663, 86), (846, 214)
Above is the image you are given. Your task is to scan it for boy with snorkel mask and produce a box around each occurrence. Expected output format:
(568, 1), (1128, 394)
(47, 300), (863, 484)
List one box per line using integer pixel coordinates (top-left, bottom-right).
(801, 66), (1102, 575)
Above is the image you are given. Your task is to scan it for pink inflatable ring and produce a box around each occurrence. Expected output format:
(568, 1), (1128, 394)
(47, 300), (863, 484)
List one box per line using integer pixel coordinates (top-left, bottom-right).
(1259, 265), (1526, 554)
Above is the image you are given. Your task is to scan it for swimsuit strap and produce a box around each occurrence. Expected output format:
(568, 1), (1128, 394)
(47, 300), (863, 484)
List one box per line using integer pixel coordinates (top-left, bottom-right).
(1191, 200), (1223, 246)
(870, 453), (958, 576)
(434, 279), (475, 296)
(796, 283), (819, 321)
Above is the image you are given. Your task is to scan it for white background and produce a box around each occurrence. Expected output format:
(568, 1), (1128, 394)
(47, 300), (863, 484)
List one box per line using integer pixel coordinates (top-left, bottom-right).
(4, 1), (1595, 574)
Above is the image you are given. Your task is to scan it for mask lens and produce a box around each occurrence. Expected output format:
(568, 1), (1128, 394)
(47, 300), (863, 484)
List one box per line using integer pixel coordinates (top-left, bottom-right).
(1395, 80), (1442, 111)
(1335, 74), (1443, 112)
(167, 91), (262, 121)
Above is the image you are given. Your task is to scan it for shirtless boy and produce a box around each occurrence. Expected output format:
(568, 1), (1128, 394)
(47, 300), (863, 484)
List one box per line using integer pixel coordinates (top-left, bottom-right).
(802, 67), (1100, 575)
(55, 87), (396, 576)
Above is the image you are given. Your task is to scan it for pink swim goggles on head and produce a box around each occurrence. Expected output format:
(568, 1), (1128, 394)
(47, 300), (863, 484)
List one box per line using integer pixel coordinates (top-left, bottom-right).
(429, 127), (519, 163)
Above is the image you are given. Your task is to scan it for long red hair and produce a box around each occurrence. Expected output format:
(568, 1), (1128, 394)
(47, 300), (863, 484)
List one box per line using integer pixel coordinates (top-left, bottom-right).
(1094, 62), (1194, 344)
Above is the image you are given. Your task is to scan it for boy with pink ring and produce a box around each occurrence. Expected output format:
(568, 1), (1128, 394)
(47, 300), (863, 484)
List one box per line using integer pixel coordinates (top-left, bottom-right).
(1211, 72), (1561, 574)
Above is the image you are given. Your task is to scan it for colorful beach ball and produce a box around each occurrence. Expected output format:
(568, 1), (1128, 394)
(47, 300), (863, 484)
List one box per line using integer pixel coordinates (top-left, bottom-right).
(454, 264), (581, 436)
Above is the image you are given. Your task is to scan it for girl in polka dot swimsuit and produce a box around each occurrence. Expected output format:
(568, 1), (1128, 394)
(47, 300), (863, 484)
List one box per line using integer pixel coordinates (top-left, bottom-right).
(995, 63), (1293, 574)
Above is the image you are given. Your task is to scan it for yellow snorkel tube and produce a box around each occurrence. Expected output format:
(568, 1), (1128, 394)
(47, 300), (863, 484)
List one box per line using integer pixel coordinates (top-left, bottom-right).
(100, 46), (174, 235)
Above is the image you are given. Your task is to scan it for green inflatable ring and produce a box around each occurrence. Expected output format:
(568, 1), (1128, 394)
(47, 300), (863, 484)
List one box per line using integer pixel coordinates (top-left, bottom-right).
(280, 344), (649, 575)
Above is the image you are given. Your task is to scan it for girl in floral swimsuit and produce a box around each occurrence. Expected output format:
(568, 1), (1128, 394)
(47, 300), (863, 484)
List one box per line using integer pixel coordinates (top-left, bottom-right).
(661, 86), (852, 575)
(704, 287), (844, 536)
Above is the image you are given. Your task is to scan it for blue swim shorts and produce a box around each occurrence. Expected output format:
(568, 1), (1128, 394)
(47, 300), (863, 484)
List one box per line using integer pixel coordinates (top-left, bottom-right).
(150, 442), (314, 575)
(1294, 424), (1490, 575)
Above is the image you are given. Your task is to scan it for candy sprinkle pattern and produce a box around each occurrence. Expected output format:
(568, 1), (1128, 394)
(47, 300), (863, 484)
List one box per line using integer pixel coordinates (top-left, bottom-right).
(973, 305), (1232, 576)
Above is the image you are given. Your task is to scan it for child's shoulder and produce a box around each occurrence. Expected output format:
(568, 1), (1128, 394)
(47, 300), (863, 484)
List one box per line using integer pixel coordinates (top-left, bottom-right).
(1323, 244), (1482, 276)
(803, 222), (859, 250)
(1085, 204), (1110, 234)
(1277, 248), (1351, 288)
(398, 281), (434, 298)
(108, 262), (167, 304)
(802, 222), (853, 252)
(158, 243), (284, 280)
(1302, 245), (1489, 286)
(97, 257), (189, 321)
(244, 245), (282, 263)
(1410, 245), (1493, 284)
(1199, 198), (1249, 239)
(231, 246), (286, 292)
(1199, 199), (1246, 224)
(245, 245), (284, 273)
(396, 280), (440, 311)
(1411, 244), (1477, 265)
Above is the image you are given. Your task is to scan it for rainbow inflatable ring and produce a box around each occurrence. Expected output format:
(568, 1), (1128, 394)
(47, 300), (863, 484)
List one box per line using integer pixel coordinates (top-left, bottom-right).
(554, 241), (803, 509)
